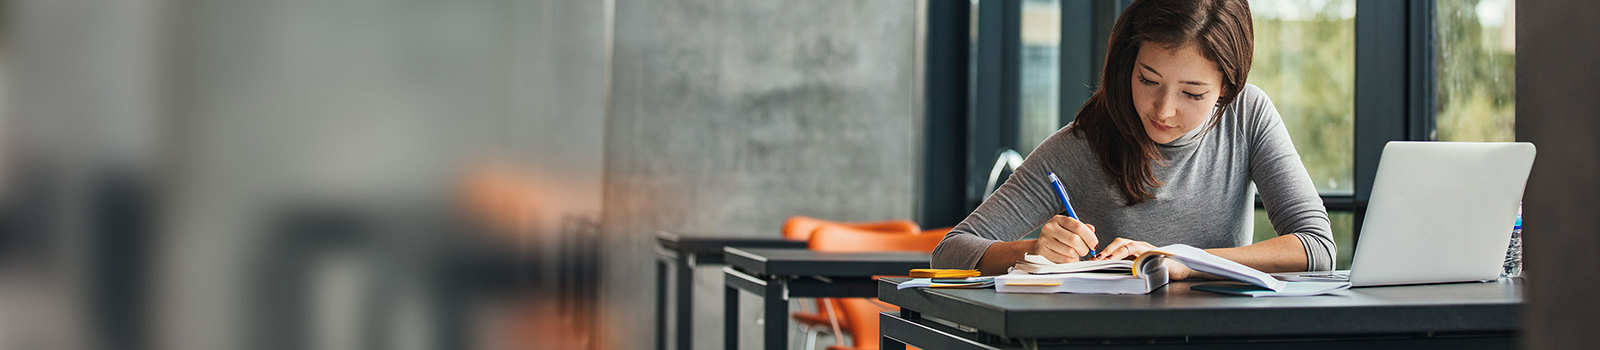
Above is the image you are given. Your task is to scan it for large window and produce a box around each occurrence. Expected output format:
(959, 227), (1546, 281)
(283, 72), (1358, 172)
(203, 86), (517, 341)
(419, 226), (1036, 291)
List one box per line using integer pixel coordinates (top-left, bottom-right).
(1435, 0), (1515, 142)
(1019, 0), (1062, 154)
(932, 1), (1516, 262)
(1249, 1), (1356, 195)
(1248, 0), (1357, 268)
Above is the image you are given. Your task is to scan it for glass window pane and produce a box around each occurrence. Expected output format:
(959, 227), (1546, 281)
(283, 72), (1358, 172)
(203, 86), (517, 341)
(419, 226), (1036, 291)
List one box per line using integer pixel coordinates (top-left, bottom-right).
(1435, 0), (1515, 142)
(1018, 0), (1062, 154)
(1248, 0), (1356, 195)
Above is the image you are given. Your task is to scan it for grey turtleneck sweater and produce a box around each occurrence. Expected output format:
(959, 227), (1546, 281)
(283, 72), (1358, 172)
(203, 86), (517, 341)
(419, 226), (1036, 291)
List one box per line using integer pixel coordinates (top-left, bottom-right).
(931, 84), (1336, 271)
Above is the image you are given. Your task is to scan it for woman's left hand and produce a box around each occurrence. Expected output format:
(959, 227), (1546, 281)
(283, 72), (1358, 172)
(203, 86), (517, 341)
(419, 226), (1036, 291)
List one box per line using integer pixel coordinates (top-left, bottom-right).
(1095, 237), (1157, 261)
(1096, 238), (1196, 280)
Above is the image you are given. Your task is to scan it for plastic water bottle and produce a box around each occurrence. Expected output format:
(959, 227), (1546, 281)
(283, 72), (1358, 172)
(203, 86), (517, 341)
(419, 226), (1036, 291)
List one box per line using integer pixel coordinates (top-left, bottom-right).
(1502, 205), (1522, 278)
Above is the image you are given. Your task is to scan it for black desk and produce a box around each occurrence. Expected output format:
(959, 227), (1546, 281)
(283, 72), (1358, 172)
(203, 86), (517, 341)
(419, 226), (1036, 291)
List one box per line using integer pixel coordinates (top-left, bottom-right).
(723, 247), (931, 350)
(878, 278), (1522, 349)
(655, 232), (807, 350)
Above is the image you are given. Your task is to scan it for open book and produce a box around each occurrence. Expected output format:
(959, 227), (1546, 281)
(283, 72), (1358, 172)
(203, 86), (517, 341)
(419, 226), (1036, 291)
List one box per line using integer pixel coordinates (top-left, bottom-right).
(995, 252), (1168, 294)
(997, 244), (1350, 296)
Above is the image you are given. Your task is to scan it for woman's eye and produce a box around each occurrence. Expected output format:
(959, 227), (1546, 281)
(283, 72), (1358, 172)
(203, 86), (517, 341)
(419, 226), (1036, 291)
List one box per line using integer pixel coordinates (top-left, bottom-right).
(1184, 92), (1206, 101)
(1138, 75), (1158, 86)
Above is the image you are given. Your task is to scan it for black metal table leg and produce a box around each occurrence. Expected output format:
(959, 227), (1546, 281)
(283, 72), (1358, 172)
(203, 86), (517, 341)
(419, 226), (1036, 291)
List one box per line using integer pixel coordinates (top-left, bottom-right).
(763, 277), (788, 350)
(676, 254), (694, 350)
(724, 284), (740, 350)
(655, 258), (668, 350)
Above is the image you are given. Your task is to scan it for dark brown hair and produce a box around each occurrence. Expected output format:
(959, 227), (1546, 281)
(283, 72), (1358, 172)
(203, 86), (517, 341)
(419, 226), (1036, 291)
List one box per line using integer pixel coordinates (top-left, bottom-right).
(1067, 0), (1254, 205)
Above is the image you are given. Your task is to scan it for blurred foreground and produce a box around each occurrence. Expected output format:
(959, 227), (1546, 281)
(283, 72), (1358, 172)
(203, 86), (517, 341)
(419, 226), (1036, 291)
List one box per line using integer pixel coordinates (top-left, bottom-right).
(0, 0), (611, 349)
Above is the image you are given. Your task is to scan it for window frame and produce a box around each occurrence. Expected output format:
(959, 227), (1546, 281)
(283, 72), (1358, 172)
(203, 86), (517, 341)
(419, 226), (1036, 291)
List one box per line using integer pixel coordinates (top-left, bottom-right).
(922, 0), (1446, 249)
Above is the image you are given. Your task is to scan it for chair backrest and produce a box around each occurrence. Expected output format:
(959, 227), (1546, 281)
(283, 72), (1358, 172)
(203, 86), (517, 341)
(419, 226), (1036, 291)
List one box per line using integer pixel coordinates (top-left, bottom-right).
(782, 216), (920, 241)
(458, 160), (539, 237)
(807, 224), (943, 254)
(920, 226), (954, 238)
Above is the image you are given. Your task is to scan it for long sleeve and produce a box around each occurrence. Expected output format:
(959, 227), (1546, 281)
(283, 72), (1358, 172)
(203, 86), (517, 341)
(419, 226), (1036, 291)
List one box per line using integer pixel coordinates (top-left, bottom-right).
(1242, 85), (1337, 271)
(930, 137), (1074, 269)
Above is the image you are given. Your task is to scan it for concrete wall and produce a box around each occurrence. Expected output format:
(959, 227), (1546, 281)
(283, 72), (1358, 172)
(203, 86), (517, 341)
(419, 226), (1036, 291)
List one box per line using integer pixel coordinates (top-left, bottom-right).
(605, 1), (923, 348)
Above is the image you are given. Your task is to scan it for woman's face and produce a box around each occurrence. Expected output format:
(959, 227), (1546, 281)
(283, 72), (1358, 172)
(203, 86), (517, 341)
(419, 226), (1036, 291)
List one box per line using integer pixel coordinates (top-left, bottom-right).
(1130, 42), (1225, 144)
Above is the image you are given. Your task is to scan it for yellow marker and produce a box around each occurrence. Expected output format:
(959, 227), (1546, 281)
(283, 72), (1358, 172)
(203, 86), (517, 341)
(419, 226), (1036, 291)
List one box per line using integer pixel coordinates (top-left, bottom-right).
(910, 269), (981, 278)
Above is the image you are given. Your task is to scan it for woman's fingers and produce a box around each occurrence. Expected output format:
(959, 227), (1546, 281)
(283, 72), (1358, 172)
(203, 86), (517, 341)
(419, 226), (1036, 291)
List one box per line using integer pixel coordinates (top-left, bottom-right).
(1034, 235), (1079, 264)
(1036, 216), (1090, 263)
(1096, 239), (1160, 261)
(1041, 242), (1079, 264)
(1049, 216), (1098, 256)
(1036, 215), (1106, 263)
(1097, 238), (1133, 260)
(1048, 232), (1090, 263)
(1124, 241), (1158, 257)
(1054, 216), (1099, 250)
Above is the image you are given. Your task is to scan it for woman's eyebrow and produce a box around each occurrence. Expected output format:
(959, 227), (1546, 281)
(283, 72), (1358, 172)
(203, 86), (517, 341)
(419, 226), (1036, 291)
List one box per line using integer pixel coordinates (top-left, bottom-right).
(1140, 61), (1213, 87)
(1139, 62), (1162, 77)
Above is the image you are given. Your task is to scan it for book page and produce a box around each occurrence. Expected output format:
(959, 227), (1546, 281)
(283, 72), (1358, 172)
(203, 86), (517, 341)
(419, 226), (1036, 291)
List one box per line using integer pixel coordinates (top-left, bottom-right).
(1140, 244), (1287, 291)
(1015, 254), (1134, 274)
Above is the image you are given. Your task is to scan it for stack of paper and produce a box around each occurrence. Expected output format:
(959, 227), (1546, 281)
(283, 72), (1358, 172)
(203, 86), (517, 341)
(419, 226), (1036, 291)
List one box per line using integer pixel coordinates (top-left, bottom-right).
(896, 276), (996, 290)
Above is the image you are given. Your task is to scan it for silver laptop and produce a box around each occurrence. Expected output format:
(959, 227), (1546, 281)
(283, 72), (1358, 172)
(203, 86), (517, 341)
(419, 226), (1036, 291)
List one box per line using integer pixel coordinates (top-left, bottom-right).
(1277, 141), (1536, 287)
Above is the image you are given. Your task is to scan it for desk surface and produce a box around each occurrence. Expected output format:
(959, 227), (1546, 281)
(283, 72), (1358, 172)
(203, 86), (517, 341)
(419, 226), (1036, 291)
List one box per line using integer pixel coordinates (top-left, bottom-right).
(724, 247), (930, 277)
(880, 277), (1522, 339)
(655, 231), (807, 254)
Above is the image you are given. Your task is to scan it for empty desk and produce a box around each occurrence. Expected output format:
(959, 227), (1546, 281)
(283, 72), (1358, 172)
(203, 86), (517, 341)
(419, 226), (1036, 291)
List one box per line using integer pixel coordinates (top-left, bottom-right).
(877, 277), (1521, 349)
(722, 247), (930, 350)
(656, 232), (807, 350)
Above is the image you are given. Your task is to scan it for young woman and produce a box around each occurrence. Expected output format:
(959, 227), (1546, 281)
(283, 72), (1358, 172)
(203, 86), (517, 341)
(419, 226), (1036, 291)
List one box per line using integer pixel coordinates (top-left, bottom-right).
(931, 0), (1336, 278)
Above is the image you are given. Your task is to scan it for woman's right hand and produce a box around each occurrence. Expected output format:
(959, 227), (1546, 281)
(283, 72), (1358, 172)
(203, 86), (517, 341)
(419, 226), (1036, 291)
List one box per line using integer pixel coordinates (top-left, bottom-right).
(1033, 215), (1099, 264)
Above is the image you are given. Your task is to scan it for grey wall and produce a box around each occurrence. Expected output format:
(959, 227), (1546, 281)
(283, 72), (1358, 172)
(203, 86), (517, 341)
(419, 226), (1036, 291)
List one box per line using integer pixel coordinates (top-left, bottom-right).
(160, 0), (511, 346)
(605, 1), (924, 348)
(1516, 1), (1600, 349)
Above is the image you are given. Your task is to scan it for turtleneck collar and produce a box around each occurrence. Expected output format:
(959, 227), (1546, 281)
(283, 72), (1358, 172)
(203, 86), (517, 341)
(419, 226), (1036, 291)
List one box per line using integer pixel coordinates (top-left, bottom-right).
(1157, 123), (1206, 148)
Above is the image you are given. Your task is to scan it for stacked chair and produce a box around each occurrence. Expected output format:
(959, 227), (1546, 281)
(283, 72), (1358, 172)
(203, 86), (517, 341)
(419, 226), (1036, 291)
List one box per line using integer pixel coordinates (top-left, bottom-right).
(785, 215), (950, 350)
(781, 216), (919, 350)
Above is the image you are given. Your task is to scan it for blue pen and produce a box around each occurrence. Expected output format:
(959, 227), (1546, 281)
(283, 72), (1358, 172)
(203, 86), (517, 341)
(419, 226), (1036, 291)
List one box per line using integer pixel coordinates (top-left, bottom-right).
(1047, 172), (1096, 258)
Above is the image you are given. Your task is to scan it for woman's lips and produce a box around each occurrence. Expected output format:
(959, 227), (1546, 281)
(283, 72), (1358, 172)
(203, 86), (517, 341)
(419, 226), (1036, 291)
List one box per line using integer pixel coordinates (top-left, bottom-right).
(1149, 119), (1176, 131)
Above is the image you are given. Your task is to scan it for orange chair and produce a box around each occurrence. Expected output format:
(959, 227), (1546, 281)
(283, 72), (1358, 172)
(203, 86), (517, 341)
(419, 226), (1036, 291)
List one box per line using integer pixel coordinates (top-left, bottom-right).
(783, 217), (920, 350)
(782, 216), (920, 241)
(832, 298), (901, 350)
(807, 225), (951, 350)
(807, 225), (944, 253)
(457, 159), (542, 239)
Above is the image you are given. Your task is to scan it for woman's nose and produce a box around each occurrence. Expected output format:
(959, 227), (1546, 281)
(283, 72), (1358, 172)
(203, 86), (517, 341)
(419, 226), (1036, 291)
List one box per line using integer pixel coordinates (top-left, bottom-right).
(1153, 94), (1178, 120)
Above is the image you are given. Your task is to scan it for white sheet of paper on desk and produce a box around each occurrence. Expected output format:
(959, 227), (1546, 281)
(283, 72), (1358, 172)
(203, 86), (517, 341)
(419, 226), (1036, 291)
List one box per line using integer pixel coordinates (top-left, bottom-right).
(1190, 281), (1352, 297)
